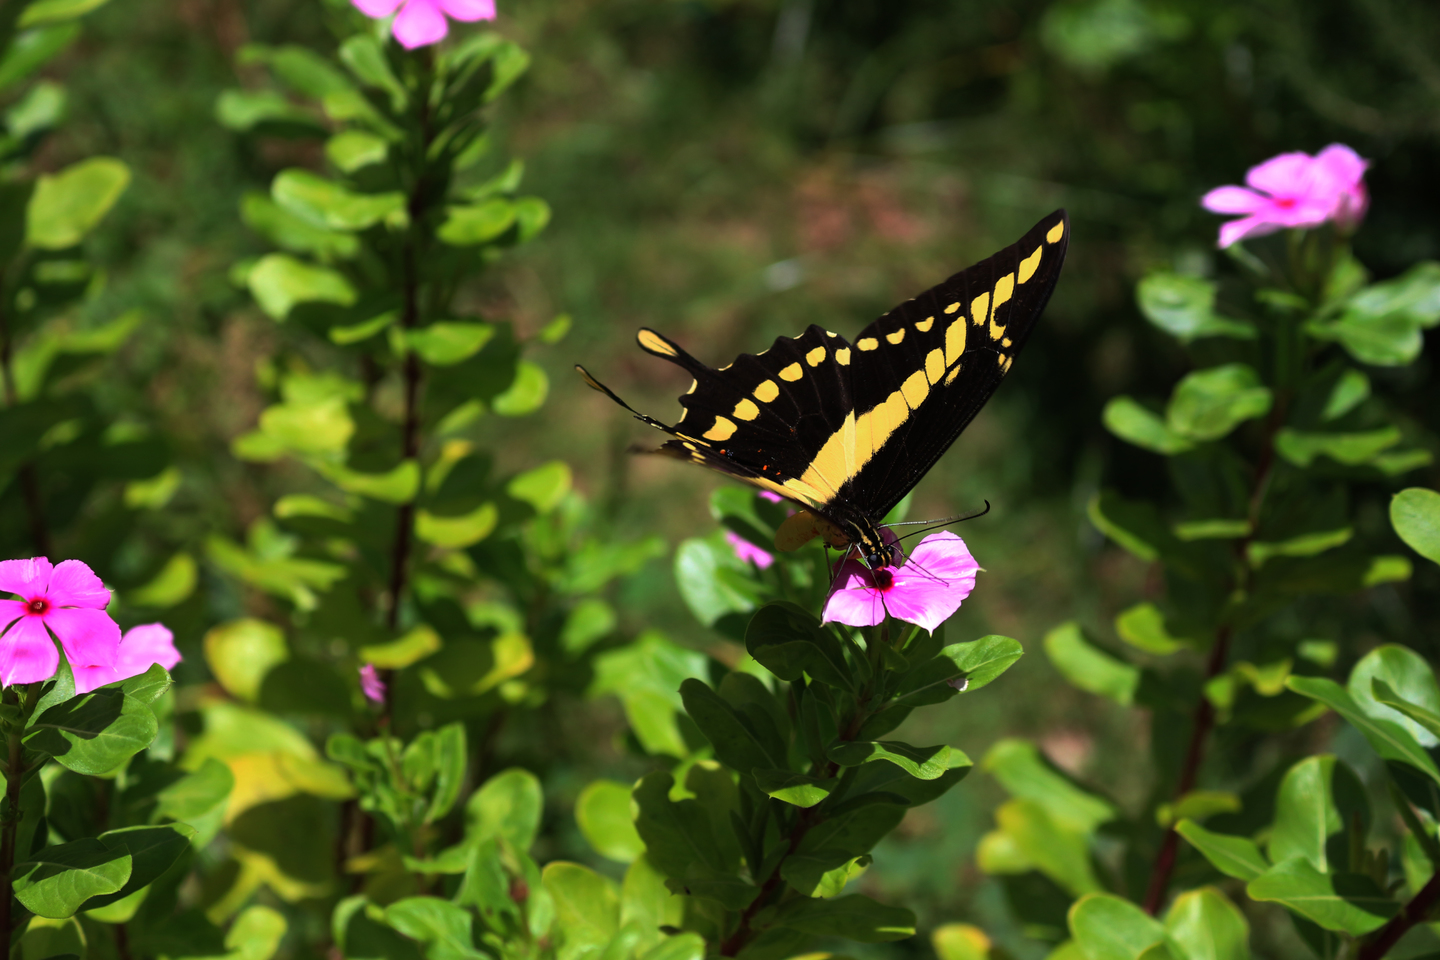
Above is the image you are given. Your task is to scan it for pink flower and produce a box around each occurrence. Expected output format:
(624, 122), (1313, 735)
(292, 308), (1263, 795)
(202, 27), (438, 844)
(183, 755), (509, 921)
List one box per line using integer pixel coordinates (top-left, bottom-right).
(0, 558), (119, 687)
(1201, 144), (1368, 248)
(759, 492), (784, 504)
(821, 531), (979, 633)
(353, 0), (495, 50)
(360, 664), (386, 705)
(726, 531), (774, 570)
(73, 624), (181, 694)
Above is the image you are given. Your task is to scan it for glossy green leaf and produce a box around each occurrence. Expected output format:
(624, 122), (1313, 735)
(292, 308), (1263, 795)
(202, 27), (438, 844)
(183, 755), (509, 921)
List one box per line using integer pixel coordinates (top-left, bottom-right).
(491, 360), (548, 416)
(246, 253), (356, 320)
(336, 35), (406, 107)
(1308, 261), (1440, 365)
(1322, 368), (1370, 421)
(754, 769), (839, 807)
(1136, 272), (1255, 341)
(908, 634), (1025, 697)
(1087, 491), (1179, 563)
(1175, 819), (1269, 881)
(1068, 893), (1170, 960)
(1392, 487), (1440, 566)
(19, 0), (111, 26)
(1275, 426), (1400, 467)
(506, 460), (572, 513)
(415, 502), (498, 549)
(543, 862), (619, 958)
(241, 193), (358, 260)
(576, 780), (644, 863)
(1115, 603), (1186, 654)
(1373, 679), (1440, 743)
(1045, 621), (1139, 705)
(84, 824), (196, 910)
(680, 678), (784, 774)
(1349, 644), (1440, 748)
(360, 624), (441, 669)
(223, 905), (288, 960)
(13, 839), (131, 919)
(1102, 396), (1193, 454)
(119, 663), (173, 705)
(932, 923), (995, 960)
(27, 690), (157, 775)
(1156, 790), (1240, 827)
(560, 597), (615, 655)
(745, 601), (851, 688)
(828, 740), (953, 780)
(215, 88), (321, 132)
(272, 169), (404, 232)
(1166, 363), (1272, 441)
(1246, 858), (1396, 934)
(773, 893), (916, 942)
(630, 772), (726, 879)
(438, 199), (515, 245)
(674, 533), (760, 628)
(26, 157), (130, 249)
(126, 552), (198, 608)
(983, 738), (1116, 832)
(993, 798), (1102, 895)
(326, 129), (388, 172)
(1287, 676), (1440, 785)
(514, 196), (551, 241)
(591, 632), (707, 758)
(1164, 887), (1248, 960)
(467, 768), (543, 852)
(405, 322), (495, 365)
(384, 897), (484, 959)
(1268, 755), (1365, 871)
(1246, 527), (1352, 566)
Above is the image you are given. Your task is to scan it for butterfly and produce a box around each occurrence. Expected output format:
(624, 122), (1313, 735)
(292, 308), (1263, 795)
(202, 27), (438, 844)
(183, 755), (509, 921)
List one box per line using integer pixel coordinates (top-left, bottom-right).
(576, 209), (1069, 570)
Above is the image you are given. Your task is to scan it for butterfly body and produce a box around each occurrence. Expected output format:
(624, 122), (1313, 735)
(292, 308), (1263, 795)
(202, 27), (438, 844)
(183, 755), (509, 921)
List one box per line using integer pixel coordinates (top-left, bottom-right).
(577, 210), (1070, 569)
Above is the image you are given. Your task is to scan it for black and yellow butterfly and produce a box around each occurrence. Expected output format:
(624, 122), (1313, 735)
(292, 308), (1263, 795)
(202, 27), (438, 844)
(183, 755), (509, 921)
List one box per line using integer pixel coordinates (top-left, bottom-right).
(576, 209), (1069, 570)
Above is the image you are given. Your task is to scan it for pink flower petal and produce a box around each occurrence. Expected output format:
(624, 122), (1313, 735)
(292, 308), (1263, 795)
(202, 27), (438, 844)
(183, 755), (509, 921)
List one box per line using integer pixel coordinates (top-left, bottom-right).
(1244, 151), (1315, 197)
(392, 0), (449, 48)
(73, 623), (179, 694)
(44, 607), (119, 670)
(821, 563), (888, 628)
(0, 599), (27, 634)
(360, 664), (386, 705)
(1200, 186), (1269, 215)
(0, 615), (59, 686)
(437, 0), (494, 21)
(726, 531), (775, 570)
(0, 558), (51, 600)
(1314, 144), (1367, 187)
(1217, 215), (1276, 249)
(759, 492), (784, 503)
(46, 559), (110, 609)
(353, 0), (405, 15)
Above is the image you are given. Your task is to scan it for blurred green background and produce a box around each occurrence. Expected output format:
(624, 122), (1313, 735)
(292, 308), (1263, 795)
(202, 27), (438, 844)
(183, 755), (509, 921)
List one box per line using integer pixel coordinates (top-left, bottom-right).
(42, 0), (1440, 951)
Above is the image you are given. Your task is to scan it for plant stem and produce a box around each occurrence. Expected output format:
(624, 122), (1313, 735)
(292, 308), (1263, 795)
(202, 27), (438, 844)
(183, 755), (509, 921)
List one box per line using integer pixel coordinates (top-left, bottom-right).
(0, 692), (27, 960)
(1358, 868), (1440, 960)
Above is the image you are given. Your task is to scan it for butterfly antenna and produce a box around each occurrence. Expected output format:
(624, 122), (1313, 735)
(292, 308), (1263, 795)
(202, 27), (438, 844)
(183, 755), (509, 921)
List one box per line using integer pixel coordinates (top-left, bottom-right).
(890, 500), (992, 546)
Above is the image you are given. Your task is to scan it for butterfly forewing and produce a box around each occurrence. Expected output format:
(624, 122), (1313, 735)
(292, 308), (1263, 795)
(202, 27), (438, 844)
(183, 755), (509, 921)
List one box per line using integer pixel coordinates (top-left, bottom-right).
(576, 209), (1070, 538)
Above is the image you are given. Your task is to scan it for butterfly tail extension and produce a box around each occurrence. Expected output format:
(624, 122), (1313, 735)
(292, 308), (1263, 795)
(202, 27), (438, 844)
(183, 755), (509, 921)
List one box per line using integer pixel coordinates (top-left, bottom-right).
(574, 364), (679, 435)
(634, 328), (710, 377)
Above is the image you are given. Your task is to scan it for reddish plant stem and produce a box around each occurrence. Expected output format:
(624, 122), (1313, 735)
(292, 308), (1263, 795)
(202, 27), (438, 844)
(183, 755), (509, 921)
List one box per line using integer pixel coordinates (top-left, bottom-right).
(1359, 867), (1440, 960)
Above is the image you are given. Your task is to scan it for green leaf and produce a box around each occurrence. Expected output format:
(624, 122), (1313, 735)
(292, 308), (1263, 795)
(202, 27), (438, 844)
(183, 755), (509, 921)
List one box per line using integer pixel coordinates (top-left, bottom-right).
(590, 632), (708, 758)
(126, 552), (198, 608)
(576, 780), (644, 863)
(754, 769), (839, 808)
(84, 824), (196, 910)
(772, 893), (916, 942)
(467, 768), (543, 852)
(1166, 363), (1272, 441)
(543, 862), (619, 959)
(1373, 679), (1440, 742)
(337, 35), (407, 107)
(321, 459), (420, 503)
(560, 598), (615, 656)
(13, 839), (131, 919)
(415, 502), (498, 549)
(223, 905), (288, 960)
(1102, 396), (1193, 454)
(326, 129), (388, 173)
(983, 738), (1116, 832)
(119, 663), (172, 705)
(932, 923), (995, 960)
(246, 253), (356, 320)
(1045, 621), (1139, 705)
(384, 897), (484, 960)
(19, 0), (112, 26)
(215, 88), (322, 133)
(679, 678), (784, 774)
(1156, 790), (1240, 827)
(827, 740), (953, 780)
(630, 772), (726, 879)
(1246, 527), (1352, 567)
(26, 157), (129, 250)
(745, 601), (851, 689)
(1349, 644), (1440, 747)
(202, 618), (288, 702)
(241, 193), (358, 260)
(1163, 887), (1248, 960)
(992, 798), (1103, 896)
(506, 460), (572, 513)
(1087, 491), (1180, 563)
(1268, 756), (1366, 871)
(1275, 426), (1400, 467)
(7, 81), (65, 139)
(1307, 261), (1440, 366)
(1246, 858), (1396, 934)
(155, 757), (234, 829)
(675, 534), (760, 628)
(1175, 819), (1269, 881)
(1068, 893), (1169, 960)
(26, 691), (157, 775)
(438, 199), (515, 245)
(1136, 273), (1255, 341)
(406, 322), (495, 366)
(913, 634), (1025, 696)
(1392, 487), (1440, 566)
(1115, 603), (1186, 654)
(1322, 368), (1370, 421)
(1287, 676), (1440, 785)
(272, 169), (405, 232)
(491, 360), (548, 416)
(514, 197), (551, 241)
(360, 624), (442, 670)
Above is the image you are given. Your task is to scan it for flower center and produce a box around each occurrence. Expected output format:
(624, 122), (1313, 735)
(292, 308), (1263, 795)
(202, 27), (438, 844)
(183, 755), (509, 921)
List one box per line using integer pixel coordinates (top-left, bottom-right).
(870, 569), (894, 591)
(25, 597), (48, 616)
(1276, 197), (1296, 209)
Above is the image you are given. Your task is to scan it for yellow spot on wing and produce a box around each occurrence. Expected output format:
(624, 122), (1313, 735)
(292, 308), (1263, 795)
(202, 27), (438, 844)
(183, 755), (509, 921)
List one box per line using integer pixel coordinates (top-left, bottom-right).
(1018, 245), (1043, 283)
(901, 370), (929, 409)
(971, 291), (990, 326)
(685, 380), (697, 394)
(1002, 337), (1012, 347)
(886, 329), (906, 345)
(1002, 356), (1014, 372)
(835, 347), (851, 365)
(754, 379), (779, 402)
(704, 417), (737, 441)
(990, 273), (1015, 338)
(858, 337), (879, 351)
(916, 317), (934, 332)
(944, 367), (960, 386)
(1047, 221), (1065, 244)
(945, 318), (966, 365)
(637, 329), (677, 357)
(806, 346), (826, 366)
(944, 302), (960, 314)
(733, 398), (759, 421)
(780, 363), (803, 381)
(925, 348), (945, 385)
